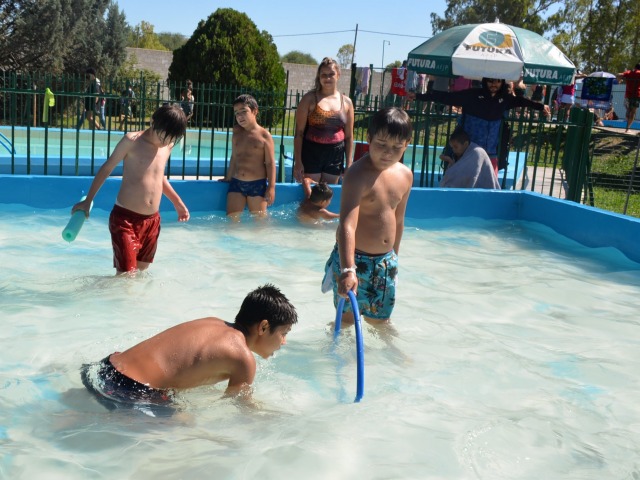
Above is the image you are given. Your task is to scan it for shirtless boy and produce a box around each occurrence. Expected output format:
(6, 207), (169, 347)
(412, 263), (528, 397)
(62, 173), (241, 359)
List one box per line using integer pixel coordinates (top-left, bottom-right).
(323, 107), (413, 325)
(298, 178), (339, 223)
(223, 94), (276, 219)
(72, 104), (189, 274)
(81, 284), (298, 413)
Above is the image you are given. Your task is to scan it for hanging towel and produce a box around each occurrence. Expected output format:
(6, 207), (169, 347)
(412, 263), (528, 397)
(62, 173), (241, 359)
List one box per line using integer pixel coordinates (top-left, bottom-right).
(391, 68), (407, 96)
(42, 88), (55, 123)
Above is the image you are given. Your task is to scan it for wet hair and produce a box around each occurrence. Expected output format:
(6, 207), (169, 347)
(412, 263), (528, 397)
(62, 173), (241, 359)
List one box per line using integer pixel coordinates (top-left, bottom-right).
(151, 104), (187, 144)
(368, 107), (413, 142)
(235, 284), (298, 335)
(449, 127), (470, 145)
(309, 182), (334, 203)
(481, 77), (509, 96)
(314, 57), (341, 91)
(85, 67), (96, 76)
(233, 94), (259, 112)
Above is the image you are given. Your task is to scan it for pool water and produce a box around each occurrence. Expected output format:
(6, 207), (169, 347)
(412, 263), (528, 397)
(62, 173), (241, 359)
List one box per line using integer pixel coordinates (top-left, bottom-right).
(1, 204), (639, 478)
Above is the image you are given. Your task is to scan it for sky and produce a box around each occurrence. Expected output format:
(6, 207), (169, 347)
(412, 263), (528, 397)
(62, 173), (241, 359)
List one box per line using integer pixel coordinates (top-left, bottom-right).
(113, 0), (447, 69)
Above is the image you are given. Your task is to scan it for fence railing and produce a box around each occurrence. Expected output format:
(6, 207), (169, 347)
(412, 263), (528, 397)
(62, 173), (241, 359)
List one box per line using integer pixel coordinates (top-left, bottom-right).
(1, 70), (638, 217)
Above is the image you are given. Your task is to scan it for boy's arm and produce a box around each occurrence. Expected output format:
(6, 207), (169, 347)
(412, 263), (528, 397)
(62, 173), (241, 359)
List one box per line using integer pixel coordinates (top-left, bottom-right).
(162, 177), (190, 222)
(393, 175), (412, 255)
(302, 177), (313, 198)
(263, 130), (276, 206)
(293, 94), (311, 182)
(222, 152), (236, 182)
(71, 135), (133, 217)
(337, 169), (364, 296)
(343, 97), (355, 170)
(319, 208), (340, 220)
(224, 353), (256, 398)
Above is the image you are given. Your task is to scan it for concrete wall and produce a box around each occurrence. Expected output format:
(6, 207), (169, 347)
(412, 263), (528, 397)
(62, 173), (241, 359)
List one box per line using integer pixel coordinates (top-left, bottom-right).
(124, 48), (389, 99)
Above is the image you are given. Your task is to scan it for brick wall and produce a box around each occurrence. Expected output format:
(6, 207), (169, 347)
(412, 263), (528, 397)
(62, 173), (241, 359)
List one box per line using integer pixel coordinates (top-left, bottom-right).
(125, 48), (390, 100)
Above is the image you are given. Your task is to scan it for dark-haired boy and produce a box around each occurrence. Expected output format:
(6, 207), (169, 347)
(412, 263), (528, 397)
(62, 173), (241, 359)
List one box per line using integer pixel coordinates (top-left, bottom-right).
(71, 104), (190, 274)
(222, 94), (276, 219)
(298, 177), (339, 223)
(81, 284), (298, 413)
(323, 107), (413, 325)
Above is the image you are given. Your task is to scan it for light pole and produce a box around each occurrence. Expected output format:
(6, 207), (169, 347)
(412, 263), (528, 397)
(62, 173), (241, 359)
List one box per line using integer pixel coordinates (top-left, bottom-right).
(381, 40), (390, 98)
(381, 40), (390, 70)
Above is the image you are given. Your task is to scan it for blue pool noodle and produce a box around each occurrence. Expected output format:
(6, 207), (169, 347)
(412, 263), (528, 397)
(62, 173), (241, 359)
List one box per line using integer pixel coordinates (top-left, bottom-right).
(334, 290), (365, 403)
(62, 195), (92, 242)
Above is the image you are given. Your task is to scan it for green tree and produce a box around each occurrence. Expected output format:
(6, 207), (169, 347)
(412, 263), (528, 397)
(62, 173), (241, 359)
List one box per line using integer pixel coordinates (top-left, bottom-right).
(336, 44), (354, 69)
(0, 0), (127, 76)
(127, 21), (168, 50)
(281, 51), (317, 65)
(97, 2), (129, 78)
(168, 8), (285, 91)
(430, 0), (558, 34)
(157, 32), (188, 51)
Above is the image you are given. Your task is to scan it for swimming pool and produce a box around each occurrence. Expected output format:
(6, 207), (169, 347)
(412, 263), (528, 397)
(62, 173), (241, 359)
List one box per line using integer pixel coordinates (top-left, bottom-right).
(0, 126), (526, 187)
(1, 176), (639, 478)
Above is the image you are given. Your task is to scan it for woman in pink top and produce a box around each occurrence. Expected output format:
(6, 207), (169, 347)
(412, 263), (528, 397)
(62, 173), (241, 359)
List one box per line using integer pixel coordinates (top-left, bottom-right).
(294, 57), (354, 184)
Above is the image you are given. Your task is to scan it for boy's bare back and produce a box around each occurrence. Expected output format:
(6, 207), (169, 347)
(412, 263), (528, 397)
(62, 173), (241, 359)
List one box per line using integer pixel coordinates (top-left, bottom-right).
(110, 318), (256, 393)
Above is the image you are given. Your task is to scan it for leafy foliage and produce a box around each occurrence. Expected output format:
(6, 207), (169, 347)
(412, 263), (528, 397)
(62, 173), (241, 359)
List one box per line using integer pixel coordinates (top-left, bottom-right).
(281, 51), (317, 65)
(336, 44), (354, 69)
(168, 8), (285, 92)
(0, 0), (127, 76)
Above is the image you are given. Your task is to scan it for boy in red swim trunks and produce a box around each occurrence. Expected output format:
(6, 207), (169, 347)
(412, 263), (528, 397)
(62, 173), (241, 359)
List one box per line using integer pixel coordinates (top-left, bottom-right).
(71, 104), (190, 274)
(222, 94), (276, 219)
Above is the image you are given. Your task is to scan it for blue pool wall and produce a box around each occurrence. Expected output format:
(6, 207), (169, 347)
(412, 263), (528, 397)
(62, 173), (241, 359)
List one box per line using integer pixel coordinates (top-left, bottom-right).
(1, 175), (639, 264)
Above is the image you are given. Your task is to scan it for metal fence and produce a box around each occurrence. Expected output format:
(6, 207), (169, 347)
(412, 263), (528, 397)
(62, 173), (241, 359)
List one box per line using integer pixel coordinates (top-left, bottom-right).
(1, 70), (638, 218)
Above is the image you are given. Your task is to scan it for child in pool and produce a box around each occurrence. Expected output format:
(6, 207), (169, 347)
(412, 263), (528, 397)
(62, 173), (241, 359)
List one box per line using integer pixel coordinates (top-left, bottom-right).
(81, 284), (298, 413)
(221, 94), (276, 219)
(323, 107), (413, 326)
(71, 104), (189, 275)
(298, 178), (339, 223)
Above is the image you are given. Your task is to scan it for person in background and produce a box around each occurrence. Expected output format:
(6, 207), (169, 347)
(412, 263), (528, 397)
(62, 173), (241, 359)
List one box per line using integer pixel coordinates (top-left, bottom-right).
(617, 63), (640, 132)
(77, 67), (102, 130)
(294, 57), (354, 185)
(298, 178), (339, 223)
(440, 128), (501, 189)
(407, 77), (550, 175)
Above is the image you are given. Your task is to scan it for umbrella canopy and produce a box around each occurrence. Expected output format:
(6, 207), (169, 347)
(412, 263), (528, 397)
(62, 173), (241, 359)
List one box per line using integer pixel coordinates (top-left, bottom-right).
(407, 23), (575, 85)
(588, 71), (616, 78)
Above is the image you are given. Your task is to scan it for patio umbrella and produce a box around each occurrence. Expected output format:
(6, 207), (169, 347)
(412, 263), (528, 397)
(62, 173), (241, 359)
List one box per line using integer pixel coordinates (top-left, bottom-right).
(588, 71), (615, 78)
(407, 22), (575, 85)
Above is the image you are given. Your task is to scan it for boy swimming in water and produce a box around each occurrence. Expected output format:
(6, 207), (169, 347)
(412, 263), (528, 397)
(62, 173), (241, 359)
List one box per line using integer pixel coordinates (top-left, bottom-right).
(81, 284), (298, 415)
(71, 103), (190, 275)
(323, 107), (413, 325)
(298, 178), (339, 223)
(222, 94), (276, 219)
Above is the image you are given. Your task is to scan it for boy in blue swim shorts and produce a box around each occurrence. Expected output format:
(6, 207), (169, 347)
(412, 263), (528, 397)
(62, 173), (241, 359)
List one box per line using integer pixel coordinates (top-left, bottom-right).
(222, 94), (276, 219)
(322, 107), (413, 325)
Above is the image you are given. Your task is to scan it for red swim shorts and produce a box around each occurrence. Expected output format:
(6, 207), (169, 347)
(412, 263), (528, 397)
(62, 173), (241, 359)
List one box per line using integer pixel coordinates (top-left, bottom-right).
(108, 204), (161, 272)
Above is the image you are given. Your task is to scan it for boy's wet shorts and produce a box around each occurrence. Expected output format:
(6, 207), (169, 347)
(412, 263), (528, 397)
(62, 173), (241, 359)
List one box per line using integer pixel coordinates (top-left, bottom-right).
(302, 139), (345, 176)
(228, 177), (267, 197)
(322, 243), (398, 320)
(81, 354), (175, 417)
(109, 204), (161, 273)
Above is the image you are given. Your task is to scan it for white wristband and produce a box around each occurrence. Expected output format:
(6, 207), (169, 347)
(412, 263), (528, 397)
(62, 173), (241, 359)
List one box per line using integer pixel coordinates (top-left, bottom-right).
(341, 266), (356, 274)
